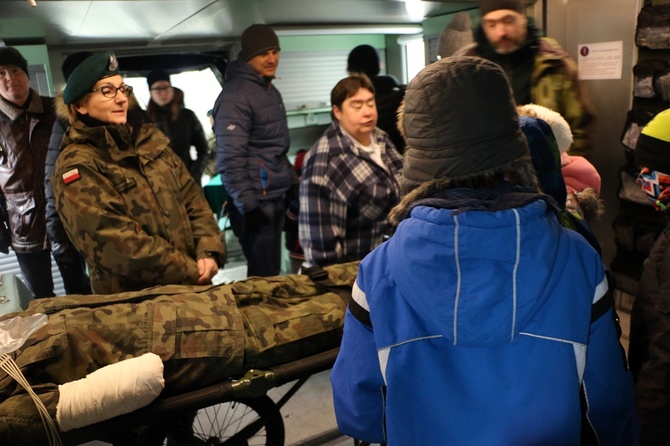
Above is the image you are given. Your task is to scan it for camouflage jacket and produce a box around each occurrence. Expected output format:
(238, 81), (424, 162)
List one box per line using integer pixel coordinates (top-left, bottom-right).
(51, 119), (225, 294)
(457, 32), (596, 158)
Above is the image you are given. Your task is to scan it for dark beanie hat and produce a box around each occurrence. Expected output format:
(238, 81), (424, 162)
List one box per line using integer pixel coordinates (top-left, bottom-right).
(61, 51), (94, 81)
(479, 0), (524, 16)
(400, 56), (528, 193)
(347, 44), (380, 78)
(64, 50), (119, 105)
(147, 69), (171, 88)
(0, 47), (29, 77)
(240, 24), (280, 61)
(636, 109), (670, 174)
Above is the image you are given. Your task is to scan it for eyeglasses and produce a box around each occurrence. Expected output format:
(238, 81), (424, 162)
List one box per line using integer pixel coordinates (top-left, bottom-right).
(150, 86), (173, 92)
(90, 84), (133, 99)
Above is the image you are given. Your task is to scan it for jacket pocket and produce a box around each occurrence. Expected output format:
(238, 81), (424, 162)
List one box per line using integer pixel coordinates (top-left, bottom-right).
(4, 191), (35, 239)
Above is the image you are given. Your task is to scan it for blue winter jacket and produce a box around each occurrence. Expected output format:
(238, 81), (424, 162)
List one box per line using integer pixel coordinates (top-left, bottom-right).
(331, 192), (638, 445)
(213, 58), (295, 214)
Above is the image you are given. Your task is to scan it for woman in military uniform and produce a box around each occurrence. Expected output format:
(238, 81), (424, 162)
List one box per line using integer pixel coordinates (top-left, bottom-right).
(51, 50), (225, 294)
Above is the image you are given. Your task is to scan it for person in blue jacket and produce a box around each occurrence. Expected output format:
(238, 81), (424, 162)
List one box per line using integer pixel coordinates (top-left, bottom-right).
(213, 24), (298, 277)
(330, 56), (638, 446)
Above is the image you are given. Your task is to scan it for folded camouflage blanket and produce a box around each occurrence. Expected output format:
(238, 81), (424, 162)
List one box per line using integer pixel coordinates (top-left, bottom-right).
(0, 261), (358, 445)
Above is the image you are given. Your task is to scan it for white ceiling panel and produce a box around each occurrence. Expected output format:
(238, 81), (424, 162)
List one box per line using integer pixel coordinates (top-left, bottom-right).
(0, 0), (480, 48)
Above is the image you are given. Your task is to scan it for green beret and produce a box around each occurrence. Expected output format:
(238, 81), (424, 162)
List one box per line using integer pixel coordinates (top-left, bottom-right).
(64, 50), (120, 105)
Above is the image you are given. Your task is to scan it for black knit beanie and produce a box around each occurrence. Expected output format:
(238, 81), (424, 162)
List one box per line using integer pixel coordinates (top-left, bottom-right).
(147, 69), (171, 88)
(61, 51), (94, 81)
(400, 56), (528, 193)
(347, 45), (380, 78)
(636, 109), (670, 174)
(479, 0), (524, 16)
(240, 24), (280, 61)
(0, 47), (29, 77)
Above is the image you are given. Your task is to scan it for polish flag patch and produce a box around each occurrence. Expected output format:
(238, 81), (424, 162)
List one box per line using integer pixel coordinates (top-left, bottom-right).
(62, 168), (81, 185)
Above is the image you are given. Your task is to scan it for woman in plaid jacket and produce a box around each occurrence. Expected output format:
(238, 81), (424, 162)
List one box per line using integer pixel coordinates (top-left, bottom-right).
(298, 74), (403, 267)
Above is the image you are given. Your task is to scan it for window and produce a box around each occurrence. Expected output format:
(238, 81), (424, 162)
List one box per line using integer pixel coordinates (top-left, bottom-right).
(398, 34), (426, 84)
(125, 69), (220, 142)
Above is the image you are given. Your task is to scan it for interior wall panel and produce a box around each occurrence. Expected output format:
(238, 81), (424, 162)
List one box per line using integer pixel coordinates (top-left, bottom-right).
(547, 0), (641, 267)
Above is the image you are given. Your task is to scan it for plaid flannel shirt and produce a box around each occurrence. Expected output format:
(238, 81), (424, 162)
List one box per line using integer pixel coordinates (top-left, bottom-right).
(299, 121), (403, 267)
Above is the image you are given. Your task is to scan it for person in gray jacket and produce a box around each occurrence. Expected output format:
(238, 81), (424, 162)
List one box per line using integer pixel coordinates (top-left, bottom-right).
(44, 51), (93, 296)
(213, 24), (298, 277)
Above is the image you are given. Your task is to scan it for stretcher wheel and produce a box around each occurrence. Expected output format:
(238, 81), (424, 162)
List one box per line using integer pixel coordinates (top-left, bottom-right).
(165, 395), (285, 446)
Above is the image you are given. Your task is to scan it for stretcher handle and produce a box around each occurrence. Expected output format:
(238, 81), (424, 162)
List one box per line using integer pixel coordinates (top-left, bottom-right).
(271, 347), (340, 386)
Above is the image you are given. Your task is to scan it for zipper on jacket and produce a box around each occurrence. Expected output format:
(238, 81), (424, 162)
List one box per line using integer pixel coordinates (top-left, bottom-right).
(259, 161), (268, 197)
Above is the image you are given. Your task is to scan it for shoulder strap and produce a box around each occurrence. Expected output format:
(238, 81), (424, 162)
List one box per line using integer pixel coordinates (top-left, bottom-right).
(302, 265), (352, 305)
(302, 265), (372, 328)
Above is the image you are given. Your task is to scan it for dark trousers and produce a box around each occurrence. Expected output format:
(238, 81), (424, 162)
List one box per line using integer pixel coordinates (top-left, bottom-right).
(53, 248), (92, 295)
(15, 249), (55, 298)
(228, 198), (285, 277)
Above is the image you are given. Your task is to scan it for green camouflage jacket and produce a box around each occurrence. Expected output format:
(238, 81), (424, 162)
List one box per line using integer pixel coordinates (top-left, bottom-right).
(530, 37), (595, 158)
(52, 119), (225, 294)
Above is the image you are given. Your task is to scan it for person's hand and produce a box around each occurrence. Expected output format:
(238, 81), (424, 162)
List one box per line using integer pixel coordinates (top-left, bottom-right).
(197, 257), (219, 284)
(52, 241), (76, 263)
(286, 183), (300, 220)
(244, 207), (268, 232)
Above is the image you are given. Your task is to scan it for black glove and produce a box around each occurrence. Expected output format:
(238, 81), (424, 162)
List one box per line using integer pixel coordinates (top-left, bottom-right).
(52, 242), (76, 265)
(286, 183), (300, 220)
(289, 183), (300, 202)
(244, 207), (268, 233)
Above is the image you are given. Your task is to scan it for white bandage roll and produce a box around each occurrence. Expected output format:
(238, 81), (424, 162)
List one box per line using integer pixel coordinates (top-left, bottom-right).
(56, 352), (165, 432)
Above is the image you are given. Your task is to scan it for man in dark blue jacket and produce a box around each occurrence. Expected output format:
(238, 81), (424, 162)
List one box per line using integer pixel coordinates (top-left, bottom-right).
(213, 24), (298, 277)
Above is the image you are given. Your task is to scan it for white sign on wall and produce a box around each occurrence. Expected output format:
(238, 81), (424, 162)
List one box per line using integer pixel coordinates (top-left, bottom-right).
(577, 41), (623, 80)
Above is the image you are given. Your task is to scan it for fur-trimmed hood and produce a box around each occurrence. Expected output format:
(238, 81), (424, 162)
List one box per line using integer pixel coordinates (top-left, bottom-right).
(517, 103), (573, 154)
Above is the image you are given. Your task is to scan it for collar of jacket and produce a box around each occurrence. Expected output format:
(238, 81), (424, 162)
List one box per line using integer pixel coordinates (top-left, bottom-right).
(68, 120), (166, 163)
(407, 184), (560, 217)
(0, 89), (43, 121)
(226, 58), (275, 88)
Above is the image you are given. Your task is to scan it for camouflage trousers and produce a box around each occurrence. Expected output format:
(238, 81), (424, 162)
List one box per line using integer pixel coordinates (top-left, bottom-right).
(0, 261), (358, 445)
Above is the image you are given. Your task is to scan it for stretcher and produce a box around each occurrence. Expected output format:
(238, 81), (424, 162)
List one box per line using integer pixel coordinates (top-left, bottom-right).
(0, 268), (361, 446)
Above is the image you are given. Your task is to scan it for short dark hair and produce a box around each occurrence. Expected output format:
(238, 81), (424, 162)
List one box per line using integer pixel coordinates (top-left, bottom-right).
(347, 45), (380, 78)
(330, 74), (375, 120)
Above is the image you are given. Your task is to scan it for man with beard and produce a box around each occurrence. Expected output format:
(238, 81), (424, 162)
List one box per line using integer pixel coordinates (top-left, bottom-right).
(456, 0), (595, 158)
